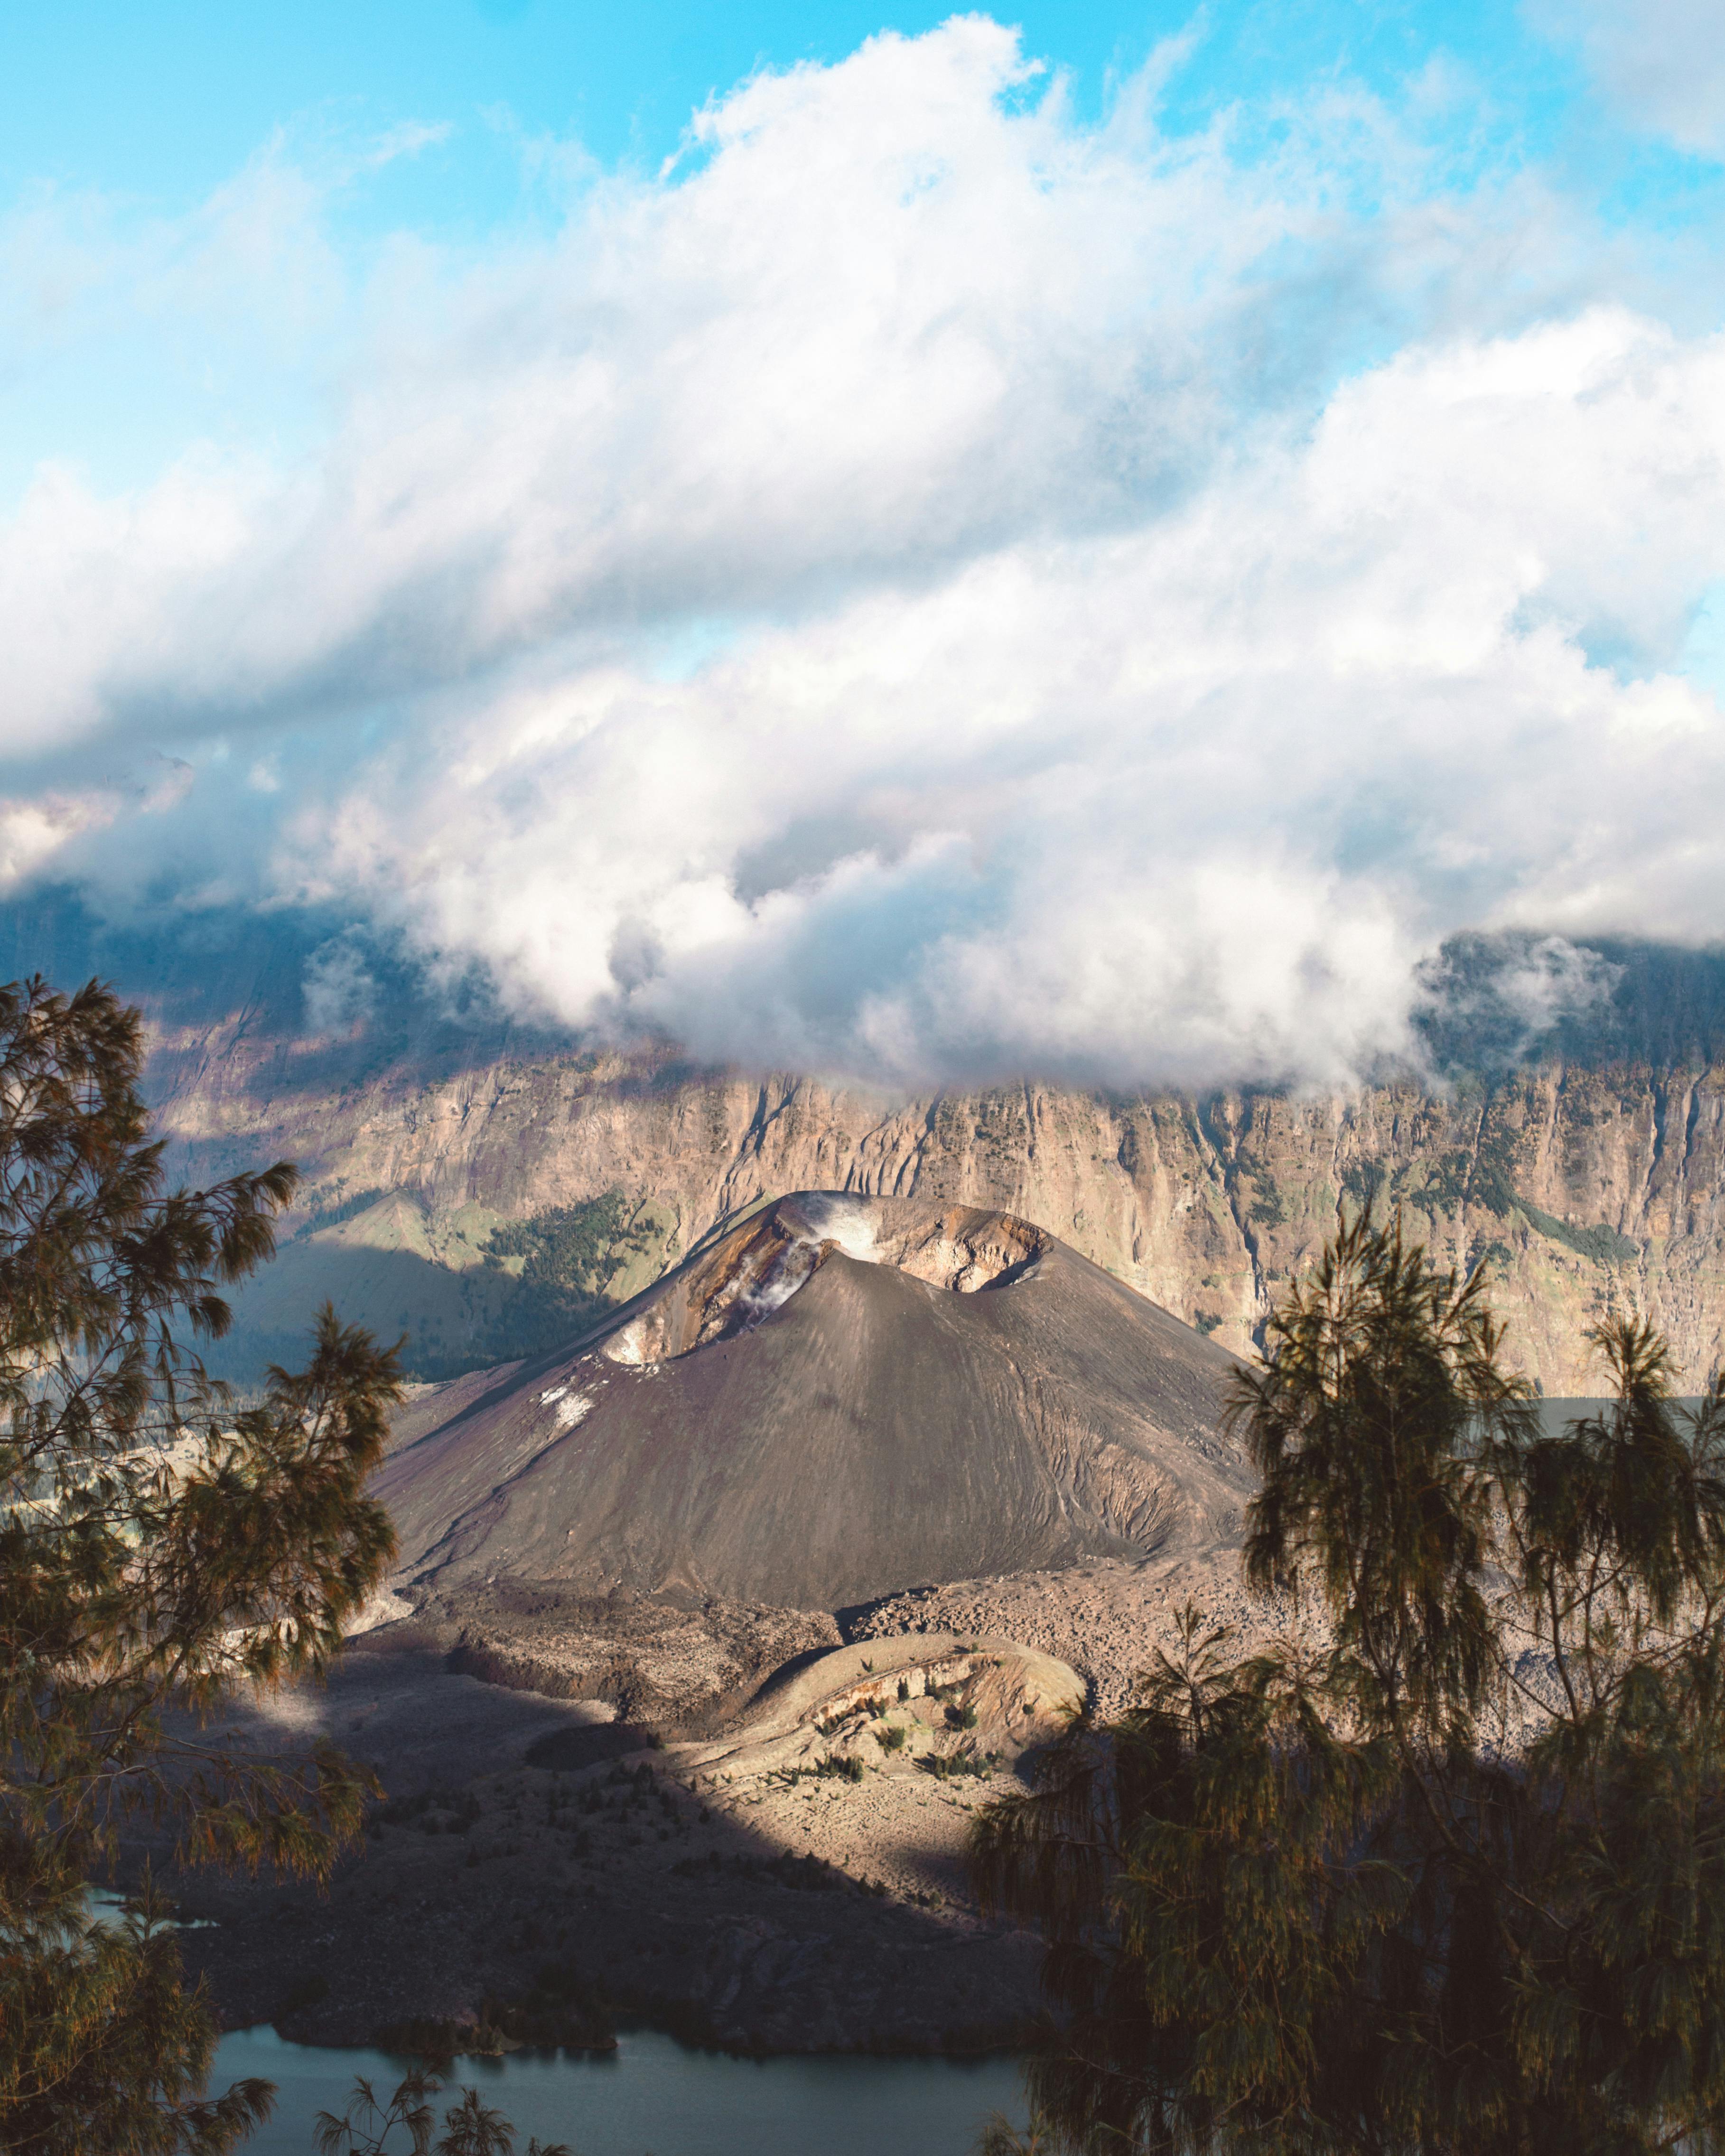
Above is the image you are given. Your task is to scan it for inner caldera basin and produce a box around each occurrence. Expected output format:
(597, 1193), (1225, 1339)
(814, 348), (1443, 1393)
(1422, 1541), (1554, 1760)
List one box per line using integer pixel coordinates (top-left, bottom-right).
(376, 1192), (1249, 1613)
(158, 1198), (1258, 2061)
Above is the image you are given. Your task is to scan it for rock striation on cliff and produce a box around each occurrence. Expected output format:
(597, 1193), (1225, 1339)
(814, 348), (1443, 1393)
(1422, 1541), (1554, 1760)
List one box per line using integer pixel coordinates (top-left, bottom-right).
(147, 1002), (1725, 1393)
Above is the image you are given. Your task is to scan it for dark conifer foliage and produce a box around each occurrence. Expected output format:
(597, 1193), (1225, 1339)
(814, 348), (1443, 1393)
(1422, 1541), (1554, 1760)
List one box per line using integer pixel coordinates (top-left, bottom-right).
(975, 1216), (1725, 2155)
(314, 2066), (572, 2156)
(0, 976), (403, 2153)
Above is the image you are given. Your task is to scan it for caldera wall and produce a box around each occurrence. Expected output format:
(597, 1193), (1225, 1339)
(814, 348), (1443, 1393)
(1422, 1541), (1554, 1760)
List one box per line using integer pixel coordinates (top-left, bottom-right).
(146, 1012), (1725, 1392)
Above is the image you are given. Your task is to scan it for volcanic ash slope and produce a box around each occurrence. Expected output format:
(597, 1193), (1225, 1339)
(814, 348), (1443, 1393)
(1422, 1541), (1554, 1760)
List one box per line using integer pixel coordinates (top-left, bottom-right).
(377, 1192), (1249, 1612)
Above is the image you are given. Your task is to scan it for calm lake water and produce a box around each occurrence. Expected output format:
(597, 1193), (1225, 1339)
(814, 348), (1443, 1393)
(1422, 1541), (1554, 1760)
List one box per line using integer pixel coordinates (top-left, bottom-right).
(214, 2026), (1028, 2156)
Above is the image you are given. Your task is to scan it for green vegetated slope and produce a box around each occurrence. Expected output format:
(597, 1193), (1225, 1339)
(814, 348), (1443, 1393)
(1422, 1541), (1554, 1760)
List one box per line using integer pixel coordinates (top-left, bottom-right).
(143, 999), (1725, 1391)
(210, 1183), (678, 1381)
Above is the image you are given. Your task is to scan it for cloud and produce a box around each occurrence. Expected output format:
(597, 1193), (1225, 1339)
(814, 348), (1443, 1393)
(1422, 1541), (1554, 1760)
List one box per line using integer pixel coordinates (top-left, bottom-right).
(2, 21), (1725, 1089)
(1414, 933), (1623, 1071)
(267, 305), (1725, 1088)
(1529, 0), (1725, 158)
(0, 792), (116, 890)
(301, 932), (379, 1034)
(0, 20), (1608, 758)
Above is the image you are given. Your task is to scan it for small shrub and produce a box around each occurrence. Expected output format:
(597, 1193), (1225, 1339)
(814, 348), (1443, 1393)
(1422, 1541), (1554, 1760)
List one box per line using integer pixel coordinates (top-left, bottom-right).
(921, 1750), (999, 1781)
(791, 1754), (865, 1785)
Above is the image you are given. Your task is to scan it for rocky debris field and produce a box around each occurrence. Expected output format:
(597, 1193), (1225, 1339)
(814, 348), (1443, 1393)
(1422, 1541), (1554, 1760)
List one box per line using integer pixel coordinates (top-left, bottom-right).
(849, 1548), (1588, 1756)
(150, 1628), (1078, 2058)
(141, 1558), (1385, 2061)
(374, 1581), (842, 1734)
(174, 1738), (1041, 2058)
(853, 1550), (1306, 1719)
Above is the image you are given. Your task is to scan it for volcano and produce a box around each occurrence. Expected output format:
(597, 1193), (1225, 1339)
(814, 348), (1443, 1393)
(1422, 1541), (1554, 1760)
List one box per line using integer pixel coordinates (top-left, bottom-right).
(377, 1192), (1250, 1611)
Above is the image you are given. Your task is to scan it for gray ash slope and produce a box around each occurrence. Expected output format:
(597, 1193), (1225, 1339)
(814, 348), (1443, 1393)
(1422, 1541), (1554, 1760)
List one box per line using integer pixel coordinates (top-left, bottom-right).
(379, 1192), (1249, 1611)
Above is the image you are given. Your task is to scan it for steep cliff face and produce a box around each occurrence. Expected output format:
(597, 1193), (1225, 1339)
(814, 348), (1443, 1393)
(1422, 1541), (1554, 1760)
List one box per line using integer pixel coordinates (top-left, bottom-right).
(145, 1006), (1725, 1392)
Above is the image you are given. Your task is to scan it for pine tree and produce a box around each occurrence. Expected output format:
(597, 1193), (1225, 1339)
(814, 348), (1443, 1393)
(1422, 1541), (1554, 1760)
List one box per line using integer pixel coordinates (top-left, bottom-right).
(0, 976), (403, 2154)
(314, 2067), (572, 2156)
(974, 1215), (1725, 2155)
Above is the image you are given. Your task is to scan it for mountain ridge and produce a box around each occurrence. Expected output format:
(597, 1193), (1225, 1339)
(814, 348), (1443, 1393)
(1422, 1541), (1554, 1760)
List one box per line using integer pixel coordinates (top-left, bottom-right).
(5, 891), (1722, 1393)
(149, 1021), (1725, 1394)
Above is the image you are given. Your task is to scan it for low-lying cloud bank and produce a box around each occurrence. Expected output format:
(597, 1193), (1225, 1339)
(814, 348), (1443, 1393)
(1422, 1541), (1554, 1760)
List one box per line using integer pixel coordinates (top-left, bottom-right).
(4, 19), (1725, 1088)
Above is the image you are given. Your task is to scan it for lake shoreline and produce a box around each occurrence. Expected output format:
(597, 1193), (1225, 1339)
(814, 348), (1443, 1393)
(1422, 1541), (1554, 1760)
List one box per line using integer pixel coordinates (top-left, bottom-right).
(214, 2022), (1030, 2156)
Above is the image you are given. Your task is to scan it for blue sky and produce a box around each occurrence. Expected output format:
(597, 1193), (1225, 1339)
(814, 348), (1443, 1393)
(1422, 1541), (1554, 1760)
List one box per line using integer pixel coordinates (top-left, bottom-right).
(3, 0), (1725, 1086)
(7, 0), (1710, 268)
(7, 0), (1715, 496)
(2, 1), (1580, 210)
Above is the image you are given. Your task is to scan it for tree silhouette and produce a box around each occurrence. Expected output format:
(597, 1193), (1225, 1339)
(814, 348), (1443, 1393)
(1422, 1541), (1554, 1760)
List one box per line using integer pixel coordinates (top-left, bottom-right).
(314, 2067), (572, 2156)
(0, 976), (403, 2154)
(975, 1215), (1725, 2155)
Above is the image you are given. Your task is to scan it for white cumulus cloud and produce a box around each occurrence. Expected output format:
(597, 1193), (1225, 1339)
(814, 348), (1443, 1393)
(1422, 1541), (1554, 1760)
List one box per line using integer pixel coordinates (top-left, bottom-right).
(277, 306), (1725, 1087)
(1, 21), (1723, 1089)
(0, 20), (1595, 758)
